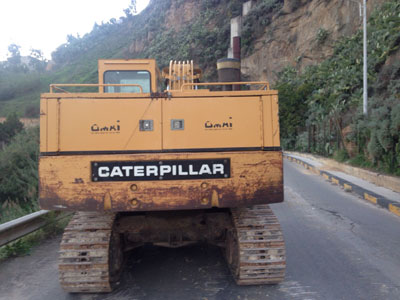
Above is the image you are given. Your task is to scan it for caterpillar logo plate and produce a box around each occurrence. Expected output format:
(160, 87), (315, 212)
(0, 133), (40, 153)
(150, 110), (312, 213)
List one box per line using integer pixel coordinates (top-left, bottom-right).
(91, 159), (230, 182)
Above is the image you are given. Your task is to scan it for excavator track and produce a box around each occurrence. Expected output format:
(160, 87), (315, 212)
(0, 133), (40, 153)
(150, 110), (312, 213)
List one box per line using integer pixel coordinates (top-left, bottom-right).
(226, 204), (286, 285)
(59, 212), (122, 293)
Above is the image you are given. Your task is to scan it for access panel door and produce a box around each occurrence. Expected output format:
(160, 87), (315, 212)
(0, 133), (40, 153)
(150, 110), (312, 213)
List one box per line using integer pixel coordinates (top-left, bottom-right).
(55, 98), (162, 152)
(162, 96), (263, 150)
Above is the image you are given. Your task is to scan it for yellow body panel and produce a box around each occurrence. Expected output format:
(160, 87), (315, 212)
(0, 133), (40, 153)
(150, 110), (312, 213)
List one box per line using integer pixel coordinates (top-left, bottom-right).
(262, 95), (281, 147)
(54, 98), (160, 152)
(271, 94), (281, 147)
(39, 59), (283, 212)
(40, 91), (280, 152)
(46, 99), (59, 152)
(162, 96), (262, 149)
(39, 99), (47, 153)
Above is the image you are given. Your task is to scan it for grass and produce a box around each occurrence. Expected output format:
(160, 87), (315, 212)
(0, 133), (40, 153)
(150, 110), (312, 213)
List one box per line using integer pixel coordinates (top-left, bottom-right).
(347, 154), (374, 170)
(330, 151), (398, 177)
(333, 149), (349, 163)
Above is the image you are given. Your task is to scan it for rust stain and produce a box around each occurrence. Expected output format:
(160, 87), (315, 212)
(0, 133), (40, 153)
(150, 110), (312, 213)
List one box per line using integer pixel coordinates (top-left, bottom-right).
(244, 160), (268, 167)
(39, 151), (283, 212)
(73, 178), (84, 184)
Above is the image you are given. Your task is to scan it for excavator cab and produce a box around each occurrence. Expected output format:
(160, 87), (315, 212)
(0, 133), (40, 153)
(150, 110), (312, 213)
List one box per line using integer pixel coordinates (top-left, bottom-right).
(98, 59), (158, 93)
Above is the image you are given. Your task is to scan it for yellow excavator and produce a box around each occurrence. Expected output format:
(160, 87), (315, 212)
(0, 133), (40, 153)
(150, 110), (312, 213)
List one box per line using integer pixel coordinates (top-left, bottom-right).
(39, 59), (285, 293)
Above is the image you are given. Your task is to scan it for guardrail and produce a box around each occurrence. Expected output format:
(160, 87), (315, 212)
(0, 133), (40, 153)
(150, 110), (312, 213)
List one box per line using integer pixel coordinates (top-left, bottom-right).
(0, 210), (71, 247)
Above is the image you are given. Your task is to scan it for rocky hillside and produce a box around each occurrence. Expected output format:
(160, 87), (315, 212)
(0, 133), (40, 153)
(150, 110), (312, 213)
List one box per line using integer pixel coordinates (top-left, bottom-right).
(271, 0), (400, 175)
(0, 0), (391, 108)
(242, 0), (387, 82)
(118, 0), (389, 84)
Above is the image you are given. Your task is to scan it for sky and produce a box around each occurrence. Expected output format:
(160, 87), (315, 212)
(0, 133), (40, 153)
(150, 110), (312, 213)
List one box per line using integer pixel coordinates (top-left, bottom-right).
(0, 0), (150, 61)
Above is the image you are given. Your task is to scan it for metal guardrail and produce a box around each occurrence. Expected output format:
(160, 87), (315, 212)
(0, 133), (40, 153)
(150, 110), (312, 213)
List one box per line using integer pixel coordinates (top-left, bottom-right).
(0, 210), (71, 247)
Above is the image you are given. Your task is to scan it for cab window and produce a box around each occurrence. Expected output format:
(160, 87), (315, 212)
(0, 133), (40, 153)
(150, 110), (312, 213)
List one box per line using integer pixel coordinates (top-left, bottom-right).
(104, 71), (151, 93)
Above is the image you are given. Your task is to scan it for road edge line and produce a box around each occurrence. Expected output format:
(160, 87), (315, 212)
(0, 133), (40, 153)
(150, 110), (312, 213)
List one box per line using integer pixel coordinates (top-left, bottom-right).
(283, 153), (400, 218)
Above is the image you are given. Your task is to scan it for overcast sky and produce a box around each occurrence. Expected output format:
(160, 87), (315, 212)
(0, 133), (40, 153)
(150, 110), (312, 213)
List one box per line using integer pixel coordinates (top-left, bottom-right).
(0, 0), (150, 61)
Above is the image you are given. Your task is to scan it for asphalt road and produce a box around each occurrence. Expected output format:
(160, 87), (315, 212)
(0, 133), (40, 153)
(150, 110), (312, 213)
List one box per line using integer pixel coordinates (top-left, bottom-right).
(1, 159), (399, 300)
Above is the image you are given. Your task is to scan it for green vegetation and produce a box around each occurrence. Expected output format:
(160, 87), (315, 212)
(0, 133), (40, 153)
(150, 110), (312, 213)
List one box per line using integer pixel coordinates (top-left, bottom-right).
(276, 1), (400, 175)
(0, 118), (64, 259)
(0, 113), (23, 146)
(0, 44), (49, 117)
(316, 28), (329, 45)
(0, 116), (66, 259)
(241, 0), (283, 55)
(0, 117), (39, 224)
(141, 3), (231, 81)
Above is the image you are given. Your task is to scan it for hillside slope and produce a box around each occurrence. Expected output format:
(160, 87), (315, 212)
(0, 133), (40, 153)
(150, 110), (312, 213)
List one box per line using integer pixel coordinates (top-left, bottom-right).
(0, 0), (390, 115)
(242, 0), (387, 82)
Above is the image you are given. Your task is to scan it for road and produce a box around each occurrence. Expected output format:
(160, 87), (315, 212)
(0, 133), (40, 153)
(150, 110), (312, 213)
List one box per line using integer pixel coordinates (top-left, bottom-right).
(1, 159), (399, 300)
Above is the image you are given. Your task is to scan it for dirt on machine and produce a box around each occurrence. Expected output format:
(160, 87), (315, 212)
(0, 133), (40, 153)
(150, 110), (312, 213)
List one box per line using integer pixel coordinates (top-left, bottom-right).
(38, 59), (286, 293)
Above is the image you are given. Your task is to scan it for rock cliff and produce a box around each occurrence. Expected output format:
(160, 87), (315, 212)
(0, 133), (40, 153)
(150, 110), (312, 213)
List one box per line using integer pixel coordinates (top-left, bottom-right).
(242, 0), (387, 83)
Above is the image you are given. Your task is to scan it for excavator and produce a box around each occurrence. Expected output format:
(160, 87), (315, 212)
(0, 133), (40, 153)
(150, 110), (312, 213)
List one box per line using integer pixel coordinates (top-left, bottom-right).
(38, 59), (286, 292)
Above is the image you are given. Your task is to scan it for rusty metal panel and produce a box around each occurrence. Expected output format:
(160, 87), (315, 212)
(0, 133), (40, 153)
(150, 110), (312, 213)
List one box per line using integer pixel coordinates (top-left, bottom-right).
(39, 151), (283, 212)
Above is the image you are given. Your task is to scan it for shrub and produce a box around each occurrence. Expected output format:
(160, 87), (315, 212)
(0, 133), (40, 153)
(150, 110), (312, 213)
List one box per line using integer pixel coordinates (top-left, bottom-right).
(0, 113), (24, 146)
(316, 28), (329, 44)
(0, 127), (39, 206)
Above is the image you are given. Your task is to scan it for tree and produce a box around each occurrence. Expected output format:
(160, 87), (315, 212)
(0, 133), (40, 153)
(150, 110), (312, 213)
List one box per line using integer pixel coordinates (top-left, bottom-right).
(0, 113), (24, 148)
(29, 48), (47, 72)
(124, 0), (137, 17)
(29, 49), (44, 61)
(0, 127), (39, 206)
(7, 44), (21, 66)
